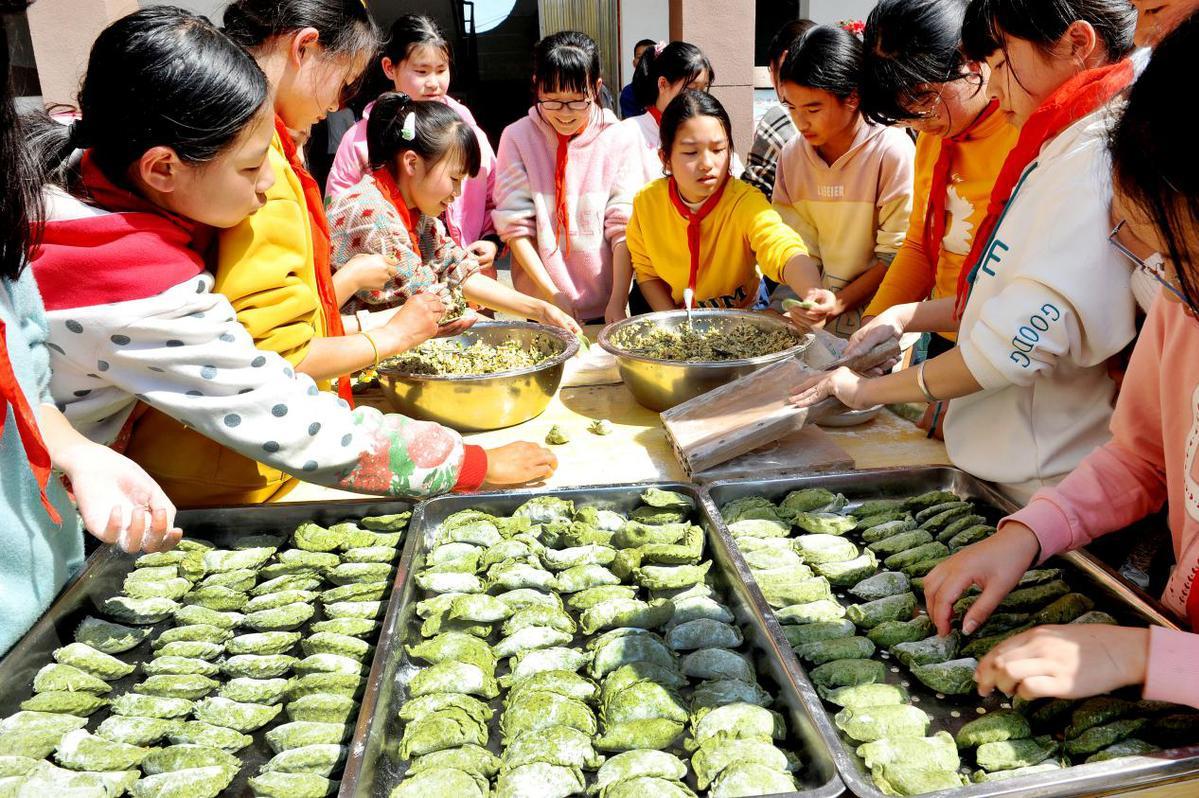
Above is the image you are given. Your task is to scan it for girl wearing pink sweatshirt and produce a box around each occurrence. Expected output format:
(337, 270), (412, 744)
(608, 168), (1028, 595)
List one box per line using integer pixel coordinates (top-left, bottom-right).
(326, 15), (498, 275)
(924, 14), (1199, 709)
(492, 31), (636, 323)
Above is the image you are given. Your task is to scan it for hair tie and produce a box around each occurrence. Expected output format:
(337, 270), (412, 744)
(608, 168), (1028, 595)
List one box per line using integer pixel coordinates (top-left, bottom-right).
(654, 40), (667, 56)
(401, 112), (416, 141)
(65, 119), (89, 151)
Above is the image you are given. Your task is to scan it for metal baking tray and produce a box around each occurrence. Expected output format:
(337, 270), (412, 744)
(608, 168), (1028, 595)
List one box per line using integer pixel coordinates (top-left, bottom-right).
(340, 482), (846, 798)
(0, 498), (411, 797)
(703, 467), (1199, 798)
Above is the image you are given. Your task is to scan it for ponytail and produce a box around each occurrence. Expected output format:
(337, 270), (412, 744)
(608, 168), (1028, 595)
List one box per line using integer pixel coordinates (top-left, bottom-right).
(223, 0), (378, 57)
(367, 92), (481, 177)
(631, 41), (714, 111)
(0, 20), (41, 279)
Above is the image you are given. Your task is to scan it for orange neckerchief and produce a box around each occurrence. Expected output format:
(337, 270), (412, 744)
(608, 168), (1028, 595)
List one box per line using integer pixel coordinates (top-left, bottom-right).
(372, 167), (423, 260)
(954, 61), (1135, 318)
(667, 175), (731, 298)
(0, 318), (61, 524)
(553, 118), (589, 258)
(273, 116), (353, 404)
(923, 99), (1000, 269)
(647, 106), (663, 126)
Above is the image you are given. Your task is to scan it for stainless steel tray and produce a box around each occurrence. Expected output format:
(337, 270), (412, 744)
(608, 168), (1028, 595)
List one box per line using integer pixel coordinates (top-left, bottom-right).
(0, 498), (412, 797)
(340, 482), (846, 798)
(703, 467), (1199, 798)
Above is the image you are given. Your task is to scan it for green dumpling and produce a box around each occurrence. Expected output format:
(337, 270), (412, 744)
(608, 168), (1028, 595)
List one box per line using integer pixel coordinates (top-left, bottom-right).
(0, 728), (63, 759)
(500, 690), (597, 743)
(795, 534), (859, 564)
(73, 616), (152, 654)
(219, 676), (291, 705)
(341, 545), (398, 564)
(867, 529), (934, 557)
(502, 605), (577, 636)
(794, 635), (876, 665)
(448, 593), (513, 623)
(0, 710), (88, 735)
(975, 736), (1059, 771)
(630, 505), (689, 526)
(227, 631), (301, 656)
(600, 776), (697, 798)
(32, 663), (112, 694)
(203, 546), (275, 573)
(311, 617), (378, 638)
(294, 653), (366, 677)
(708, 762), (797, 797)
(135, 673), (220, 699)
(502, 725), (604, 770)
(689, 678), (772, 710)
(409, 661), (499, 699)
(641, 488), (694, 509)
(285, 694), (359, 725)
(580, 597), (674, 635)
(20, 691), (108, 716)
(809, 658), (887, 690)
(192, 696), (281, 732)
(123, 576), (192, 600)
(793, 512), (856, 536)
(247, 771), (335, 798)
(892, 631), (961, 667)
(493, 626), (574, 658)
(603, 680), (688, 725)
(360, 511), (411, 532)
(181, 586), (249, 612)
(198, 568), (258, 592)
(555, 563), (622, 594)
(1033, 592), (1095, 625)
(153, 623), (232, 649)
(780, 619), (856, 647)
(322, 580), (389, 604)
(590, 632), (677, 680)
(593, 718), (685, 752)
(947, 524), (997, 551)
(1064, 696), (1136, 738)
(779, 488), (847, 516)
(54, 728), (149, 771)
(872, 763), (967, 795)
(94, 714), (182, 746)
(494, 762), (585, 798)
(754, 570), (833, 609)
(103, 595), (179, 624)
(812, 552), (880, 587)
(690, 702), (784, 748)
(301, 632), (371, 661)
(956, 709), (1032, 748)
(910, 657), (979, 695)
(834, 704), (930, 743)
(727, 519), (791, 539)
(390, 767), (488, 798)
(137, 742), (243, 775)
(1085, 738), (1160, 763)
(156, 639), (225, 660)
(594, 749), (687, 791)
(265, 721), (347, 754)
(680, 648), (754, 683)
(849, 572), (911, 603)
(260, 743), (346, 777)
(856, 730), (959, 770)
(665, 619), (742, 651)
(245, 589), (318, 613)
(846, 592), (917, 629)
(819, 682), (910, 709)
(861, 518), (918, 544)
(398, 709), (487, 759)
(774, 599), (847, 625)
(506, 669), (597, 704)
(130, 765), (236, 798)
(883, 542), (950, 570)
(287, 673), (364, 701)
(253, 574), (324, 597)
(504, 646), (593, 685)
(406, 632), (496, 676)
(244, 601), (316, 632)
(1063, 718), (1149, 756)
(326, 561), (393, 585)
(173, 604), (244, 629)
(221, 654), (298, 679)
(971, 762), (1064, 782)
(142, 655), (221, 677)
(110, 692), (193, 719)
(408, 744), (501, 779)
(323, 600), (383, 620)
(397, 693), (494, 724)
(690, 738), (793, 790)
(720, 496), (785, 525)
(633, 562), (711, 591)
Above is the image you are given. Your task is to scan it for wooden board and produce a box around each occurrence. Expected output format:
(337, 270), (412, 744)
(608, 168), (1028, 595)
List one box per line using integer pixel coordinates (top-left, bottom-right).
(690, 424), (854, 483)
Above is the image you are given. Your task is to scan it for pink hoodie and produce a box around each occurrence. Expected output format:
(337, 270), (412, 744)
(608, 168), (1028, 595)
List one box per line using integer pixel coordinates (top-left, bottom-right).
(325, 95), (496, 246)
(492, 106), (634, 321)
(1002, 295), (1199, 708)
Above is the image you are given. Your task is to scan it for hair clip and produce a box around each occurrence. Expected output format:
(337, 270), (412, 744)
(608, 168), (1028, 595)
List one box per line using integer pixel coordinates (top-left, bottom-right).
(654, 40), (667, 56)
(401, 112), (416, 141)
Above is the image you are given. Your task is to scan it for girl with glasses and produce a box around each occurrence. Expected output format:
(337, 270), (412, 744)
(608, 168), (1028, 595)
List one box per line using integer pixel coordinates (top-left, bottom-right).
(492, 31), (637, 324)
(923, 11), (1199, 709)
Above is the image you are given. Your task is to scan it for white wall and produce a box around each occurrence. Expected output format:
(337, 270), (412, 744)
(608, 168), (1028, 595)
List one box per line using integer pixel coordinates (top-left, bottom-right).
(140, 0), (226, 21)
(803, 0), (878, 26)
(618, 0), (669, 87)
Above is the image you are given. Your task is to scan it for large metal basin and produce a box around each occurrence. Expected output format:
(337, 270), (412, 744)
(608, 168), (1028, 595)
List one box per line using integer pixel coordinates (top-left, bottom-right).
(599, 309), (812, 412)
(377, 321), (578, 432)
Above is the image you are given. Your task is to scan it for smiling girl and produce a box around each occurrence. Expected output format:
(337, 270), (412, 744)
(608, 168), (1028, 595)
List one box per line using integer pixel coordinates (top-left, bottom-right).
(923, 12), (1199, 707)
(492, 31), (637, 323)
(792, 0), (1139, 504)
(625, 90), (832, 319)
(326, 15), (498, 274)
(772, 24), (915, 338)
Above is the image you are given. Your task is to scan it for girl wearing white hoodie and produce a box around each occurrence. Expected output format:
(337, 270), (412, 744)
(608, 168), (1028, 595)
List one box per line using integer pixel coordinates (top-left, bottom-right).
(791, 0), (1139, 503)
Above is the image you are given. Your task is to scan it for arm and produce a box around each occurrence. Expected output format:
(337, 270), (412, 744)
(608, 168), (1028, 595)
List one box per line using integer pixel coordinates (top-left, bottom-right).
(638, 278), (678, 312)
(461, 272), (581, 334)
(866, 134), (935, 318)
(508, 236), (565, 304)
(606, 240), (634, 323)
(830, 259), (889, 318)
(790, 344), (983, 410)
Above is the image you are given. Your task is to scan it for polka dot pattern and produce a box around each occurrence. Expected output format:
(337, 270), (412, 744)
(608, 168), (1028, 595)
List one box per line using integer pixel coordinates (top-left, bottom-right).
(271, 404), (288, 418)
(65, 320), (83, 334)
(200, 365), (217, 380)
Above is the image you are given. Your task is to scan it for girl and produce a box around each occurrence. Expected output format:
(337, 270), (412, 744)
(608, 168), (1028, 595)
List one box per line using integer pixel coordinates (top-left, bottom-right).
(626, 90), (833, 317)
(791, 0), (1139, 504)
(121, 0), (419, 505)
(859, 0), (1018, 355)
(924, 13), (1199, 707)
(608, 40), (715, 322)
(326, 92), (579, 333)
(771, 24), (916, 338)
(492, 31), (636, 324)
(29, 10), (555, 516)
(0, 6), (179, 654)
(326, 15), (498, 275)
(743, 19), (815, 201)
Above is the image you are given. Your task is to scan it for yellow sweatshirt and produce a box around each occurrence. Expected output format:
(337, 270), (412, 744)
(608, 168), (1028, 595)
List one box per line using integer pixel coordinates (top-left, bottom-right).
(628, 177), (809, 308)
(865, 110), (1016, 322)
(124, 132), (322, 506)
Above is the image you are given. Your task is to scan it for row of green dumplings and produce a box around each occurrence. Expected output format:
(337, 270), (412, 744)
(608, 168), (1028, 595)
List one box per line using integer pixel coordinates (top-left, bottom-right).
(0, 511), (409, 798)
(390, 490), (802, 797)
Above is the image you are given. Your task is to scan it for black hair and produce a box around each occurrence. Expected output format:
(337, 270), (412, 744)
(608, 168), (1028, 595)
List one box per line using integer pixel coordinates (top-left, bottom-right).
(767, 18), (817, 69)
(631, 41), (714, 110)
(779, 24), (864, 100)
(223, 0), (379, 58)
(26, 7), (269, 191)
(962, 0), (1135, 64)
(0, 14), (41, 280)
(533, 30), (602, 97)
(367, 92), (481, 177)
(1110, 10), (1199, 310)
(382, 14), (450, 65)
(660, 89), (733, 157)
(634, 38), (657, 53)
(862, 0), (985, 126)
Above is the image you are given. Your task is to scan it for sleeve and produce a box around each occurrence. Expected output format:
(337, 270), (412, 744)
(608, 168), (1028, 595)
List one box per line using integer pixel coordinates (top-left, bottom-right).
(93, 293), (486, 496)
(491, 128), (538, 243)
(771, 144), (822, 266)
(213, 150), (318, 367)
(875, 136), (916, 258)
(428, 217), (484, 288)
(325, 119), (370, 199)
(866, 135), (938, 316)
(751, 193), (810, 283)
(326, 186), (423, 308)
(627, 195), (657, 285)
(479, 132), (499, 240)
(604, 138), (635, 248)
(1144, 627), (1199, 709)
(741, 114), (780, 200)
(1000, 302), (1167, 561)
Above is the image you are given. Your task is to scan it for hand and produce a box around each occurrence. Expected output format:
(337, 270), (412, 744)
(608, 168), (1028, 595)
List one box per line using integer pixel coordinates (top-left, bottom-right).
(482, 442), (559, 486)
(379, 293), (445, 355)
(57, 442), (182, 554)
(434, 308), (478, 338)
(786, 289), (839, 329)
(343, 253), (398, 293)
(788, 366), (874, 410)
(467, 240), (498, 271)
(605, 299), (629, 325)
(975, 625), (1149, 700)
(534, 300), (584, 336)
(846, 306), (908, 359)
(550, 291), (579, 321)
(923, 522), (1042, 636)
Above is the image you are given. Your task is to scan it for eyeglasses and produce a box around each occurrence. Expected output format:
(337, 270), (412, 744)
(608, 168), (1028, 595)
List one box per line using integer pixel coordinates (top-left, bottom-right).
(1109, 220), (1193, 309)
(537, 98), (593, 111)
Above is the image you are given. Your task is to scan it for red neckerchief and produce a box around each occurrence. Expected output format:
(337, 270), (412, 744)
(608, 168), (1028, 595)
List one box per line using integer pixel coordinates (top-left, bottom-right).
(922, 99), (1000, 267)
(667, 175), (730, 299)
(0, 318), (61, 524)
(954, 60), (1134, 318)
(274, 116), (353, 404)
(34, 152), (208, 312)
(371, 167), (423, 260)
(553, 118), (589, 258)
(647, 106), (663, 125)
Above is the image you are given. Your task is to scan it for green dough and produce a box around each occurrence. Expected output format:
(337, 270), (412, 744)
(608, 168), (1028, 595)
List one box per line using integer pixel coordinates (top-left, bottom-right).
(227, 631), (301, 656)
(640, 488), (694, 509)
(51, 643), (135, 679)
(247, 771), (335, 798)
(892, 631), (961, 667)
(857, 731), (959, 770)
(914, 501), (972, 525)
(690, 678), (772, 710)
(53, 728), (149, 771)
(774, 599), (847, 625)
(593, 719), (684, 752)
(883, 542), (949, 570)
(94, 715), (182, 746)
(709, 762), (798, 796)
(1085, 738), (1160, 763)
(936, 514), (987, 543)
(103, 595), (180, 624)
(780, 619), (856, 647)
(779, 488), (846, 516)
(603, 680), (688, 726)
(910, 657), (979, 694)
(156, 640), (224, 660)
(861, 518), (918, 544)
(260, 743), (346, 776)
(301, 632), (372, 661)
(871, 763), (967, 795)
(795, 534), (859, 564)
(867, 616), (935, 648)
(834, 704), (930, 743)
(855, 509), (914, 531)
(409, 744), (501, 779)
(321, 581), (388, 603)
(680, 648), (753, 682)
(193, 696), (282, 732)
(812, 552), (880, 586)
(904, 490), (962, 511)
(809, 658), (887, 690)
(110, 693), (194, 718)
(594, 749), (687, 791)
(689, 702), (784, 748)
(504, 647), (592, 685)
(579, 597), (674, 634)
(793, 512), (856, 535)
(757, 572), (834, 609)
(141, 743), (242, 774)
(632, 562), (711, 590)
(947, 524), (996, 550)
(504, 605), (577, 637)
(406, 631), (496, 675)
(961, 625), (1033, 659)
(995, 579), (1071, 611)
(975, 612), (1033, 637)
(19, 691), (107, 716)
(975, 736), (1058, 771)
(174, 604), (245, 629)
(690, 738), (794, 791)
(506, 670), (597, 704)
(867, 529), (934, 557)
(360, 511), (411, 532)
(221, 654), (298, 679)
(492, 626), (574, 658)
(494, 762), (585, 798)
(900, 558), (947, 578)
(850, 499), (908, 519)
(665, 619), (742, 651)
(32, 663), (112, 694)
(1063, 718), (1149, 756)
(408, 661), (498, 699)
(589, 632), (677, 680)
(130, 765), (237, 798)
(727, 518), (791, 539)
(850, 572), (911, 602)
(794, 635), (876, 665)
(819, 682), (910, 708)
(397, 693), (493, 724)
(956, 709), (1032, 747)
(399, 709), (488, 759)
(135, 674), (220, 700)
(219, 676), (291, 705)
(1064, 697), (1135, 738)
(153, 625), (233, 649)
(143, 655), (221, 677)
(846, 592), (917, 629)
(502, 725), (604, 770)
(1033, 592), (1095, 625)
(285, 694), (358, 725)
(73, 616), (152, 654)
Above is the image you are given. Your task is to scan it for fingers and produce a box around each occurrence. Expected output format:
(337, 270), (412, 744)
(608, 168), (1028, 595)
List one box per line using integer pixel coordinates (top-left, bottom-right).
(924, 565), (977, 637)
(961, 579), (1012, 636)
(95, 506), (124, 546)
(788, 373), (832, 402)
(120, 506), (148, 554)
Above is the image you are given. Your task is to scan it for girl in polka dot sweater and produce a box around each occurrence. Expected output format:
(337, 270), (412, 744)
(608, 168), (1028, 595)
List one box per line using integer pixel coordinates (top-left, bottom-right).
(26, 8), (556, 504)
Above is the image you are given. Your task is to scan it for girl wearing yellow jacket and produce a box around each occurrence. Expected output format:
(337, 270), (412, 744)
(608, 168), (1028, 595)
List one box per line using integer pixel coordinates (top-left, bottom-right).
(627, 91), (831, 321)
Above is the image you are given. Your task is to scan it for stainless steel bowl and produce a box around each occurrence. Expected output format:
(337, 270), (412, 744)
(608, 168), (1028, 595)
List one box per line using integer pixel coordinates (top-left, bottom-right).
(598, 309), (813, 412)
(377, 321), (579, 432)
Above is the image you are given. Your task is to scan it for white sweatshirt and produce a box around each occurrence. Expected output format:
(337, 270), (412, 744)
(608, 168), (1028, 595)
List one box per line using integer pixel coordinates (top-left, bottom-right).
(945, 105), (1136, 503)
